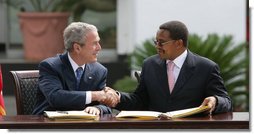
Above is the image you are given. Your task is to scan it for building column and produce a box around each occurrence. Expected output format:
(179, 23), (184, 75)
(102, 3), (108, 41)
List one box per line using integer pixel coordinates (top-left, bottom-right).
(117, 0), (136, 56)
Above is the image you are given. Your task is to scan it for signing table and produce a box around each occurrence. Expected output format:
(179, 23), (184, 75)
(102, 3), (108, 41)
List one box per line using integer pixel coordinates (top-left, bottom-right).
(0, 112), (249, 129)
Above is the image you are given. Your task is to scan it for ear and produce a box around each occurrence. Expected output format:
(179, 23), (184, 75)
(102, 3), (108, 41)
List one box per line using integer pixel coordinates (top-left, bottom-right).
(73, 43), (81, 52)
(176, 39), (184, 48)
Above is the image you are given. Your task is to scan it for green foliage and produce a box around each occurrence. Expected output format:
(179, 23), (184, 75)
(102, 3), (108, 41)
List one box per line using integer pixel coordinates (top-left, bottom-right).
(188, 34), (249, 111)
(130, 40), (157, 70)
(114, 33), (249, 111)
(64, 0), (116, 21)
(2, 0), (75, 12)
(113, 40), (156, 93)
(2, 0), (116, 21)
(113, 76), (137, 93)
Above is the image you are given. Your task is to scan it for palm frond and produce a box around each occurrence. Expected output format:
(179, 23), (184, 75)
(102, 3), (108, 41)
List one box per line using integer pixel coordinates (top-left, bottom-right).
(188, 33), (248, 111)
(131, 40), (156, 70)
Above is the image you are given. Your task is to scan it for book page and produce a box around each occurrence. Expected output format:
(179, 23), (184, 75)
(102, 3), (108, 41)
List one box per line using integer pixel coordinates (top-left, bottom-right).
(165, 106), (210, 119)
(115, 111), (162, 120)
(44, 111), (98, 120)
(115, 106), (210, 120)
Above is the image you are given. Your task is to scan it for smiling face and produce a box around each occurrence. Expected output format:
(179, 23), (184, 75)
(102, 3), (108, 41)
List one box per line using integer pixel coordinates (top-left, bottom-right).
(155, 29), (178, 60)
(156, 21), (189, 60)
(72, 30), (101, 65)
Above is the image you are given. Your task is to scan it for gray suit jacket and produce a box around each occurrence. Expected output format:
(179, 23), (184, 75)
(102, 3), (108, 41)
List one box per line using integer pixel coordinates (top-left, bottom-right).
(116, 50), (232, 113)
(32, 52), (111, 115)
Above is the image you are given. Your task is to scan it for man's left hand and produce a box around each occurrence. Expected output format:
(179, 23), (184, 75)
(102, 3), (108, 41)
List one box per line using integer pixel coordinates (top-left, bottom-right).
(200, 96), (217, 114)
(84, 106), (100, 115)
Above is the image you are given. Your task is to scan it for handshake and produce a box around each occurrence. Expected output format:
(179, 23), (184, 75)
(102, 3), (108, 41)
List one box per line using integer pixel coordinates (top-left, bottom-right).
(92, 87), (120, 107)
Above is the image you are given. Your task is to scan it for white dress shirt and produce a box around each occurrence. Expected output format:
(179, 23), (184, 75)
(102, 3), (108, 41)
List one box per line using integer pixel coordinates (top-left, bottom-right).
(68, 53), (91, 104)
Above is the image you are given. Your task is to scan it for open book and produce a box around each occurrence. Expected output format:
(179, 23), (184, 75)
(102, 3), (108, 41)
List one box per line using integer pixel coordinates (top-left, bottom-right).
(44, 110), (99, 120)
(115, 106), (210, 120)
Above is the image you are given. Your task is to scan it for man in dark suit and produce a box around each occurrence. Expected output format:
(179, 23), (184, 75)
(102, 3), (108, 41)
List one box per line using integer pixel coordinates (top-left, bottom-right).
(113, 21), (232, 114)
(32, 22), (118, 115)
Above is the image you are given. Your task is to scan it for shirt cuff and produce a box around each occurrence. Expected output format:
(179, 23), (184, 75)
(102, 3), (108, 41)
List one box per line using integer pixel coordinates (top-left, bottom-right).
(86, 91), (92, 104)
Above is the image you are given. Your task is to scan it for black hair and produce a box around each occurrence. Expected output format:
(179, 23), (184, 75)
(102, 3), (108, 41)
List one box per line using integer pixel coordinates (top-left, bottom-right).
(159, 21), (189, 47)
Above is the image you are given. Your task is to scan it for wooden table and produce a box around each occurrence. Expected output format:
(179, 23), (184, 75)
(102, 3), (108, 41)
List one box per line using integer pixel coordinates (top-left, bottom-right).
(0, 112), (249, 129)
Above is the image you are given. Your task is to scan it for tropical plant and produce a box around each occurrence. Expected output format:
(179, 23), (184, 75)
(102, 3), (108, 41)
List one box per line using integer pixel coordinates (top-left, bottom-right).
(1, 0), (116, 21)
(188, 34), (249, 112)
(113, 33), (249, 111)
(113, 76), (138, 93)
(113, 40), (156, 93)
(1, 0), (80, 12)
(130, 40), (157, 70)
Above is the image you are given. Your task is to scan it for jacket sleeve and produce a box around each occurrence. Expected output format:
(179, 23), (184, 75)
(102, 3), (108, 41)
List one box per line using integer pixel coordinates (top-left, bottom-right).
(95, 105), (112, 114)
(91, 67), (112, 114)
(38, 61), (88, 110)
(206, 64), (233, 113)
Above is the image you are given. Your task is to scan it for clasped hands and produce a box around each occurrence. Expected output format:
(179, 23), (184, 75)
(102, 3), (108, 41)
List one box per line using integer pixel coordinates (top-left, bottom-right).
(92, 87), (120, 107)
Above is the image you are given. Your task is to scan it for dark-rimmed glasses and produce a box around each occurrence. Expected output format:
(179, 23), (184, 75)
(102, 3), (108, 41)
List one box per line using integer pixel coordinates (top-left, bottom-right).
(153, 40), (175, 47)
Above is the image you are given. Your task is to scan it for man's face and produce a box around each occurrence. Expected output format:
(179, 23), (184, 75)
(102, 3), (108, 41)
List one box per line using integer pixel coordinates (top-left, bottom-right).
(155, 29), (177, 60)
(79, 31), (101, 63)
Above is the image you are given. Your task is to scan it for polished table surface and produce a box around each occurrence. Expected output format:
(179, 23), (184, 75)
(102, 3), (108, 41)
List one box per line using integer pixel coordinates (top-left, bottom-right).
(0, 112), (249, 129)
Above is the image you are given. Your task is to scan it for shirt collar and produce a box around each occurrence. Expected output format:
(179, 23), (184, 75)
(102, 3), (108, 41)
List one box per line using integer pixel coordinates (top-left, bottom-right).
(68, 53), (86, 72)
(166, 49), (187, 69)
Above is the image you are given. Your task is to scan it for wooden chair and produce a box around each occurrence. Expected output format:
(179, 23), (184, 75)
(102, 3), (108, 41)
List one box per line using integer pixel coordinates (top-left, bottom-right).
(10, 70), (39, 115)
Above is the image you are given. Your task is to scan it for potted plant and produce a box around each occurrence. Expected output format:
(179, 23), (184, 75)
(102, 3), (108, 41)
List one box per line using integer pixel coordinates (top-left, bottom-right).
(3, 0), (116, 61)
(0, 0), (116, 61)
(2, 0), (71, 61)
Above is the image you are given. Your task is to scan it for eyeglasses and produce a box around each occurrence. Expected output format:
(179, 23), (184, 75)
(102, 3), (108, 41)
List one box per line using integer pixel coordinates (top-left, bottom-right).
(153, 40), (175, 47)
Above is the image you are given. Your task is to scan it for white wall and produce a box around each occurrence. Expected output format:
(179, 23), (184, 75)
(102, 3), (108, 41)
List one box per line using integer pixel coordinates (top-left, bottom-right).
(117, 0), (246, 55)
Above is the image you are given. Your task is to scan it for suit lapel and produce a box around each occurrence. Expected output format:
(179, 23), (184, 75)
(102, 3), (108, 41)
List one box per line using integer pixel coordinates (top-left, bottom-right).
(156, 57), (171, 96)
(60, 53), (77, 91)
(171, 51), (196, 95)
(79, 64), (95, 91)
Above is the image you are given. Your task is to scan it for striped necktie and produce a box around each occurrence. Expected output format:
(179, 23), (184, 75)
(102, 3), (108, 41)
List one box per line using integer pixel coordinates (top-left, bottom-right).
(76, 67), (83, 90)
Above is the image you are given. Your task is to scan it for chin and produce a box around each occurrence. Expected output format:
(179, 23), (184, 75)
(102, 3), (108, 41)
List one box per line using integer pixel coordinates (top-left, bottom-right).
(91, 58), (97, 63)
(158, 54), (166, 59)
(86, 59), (97, 63)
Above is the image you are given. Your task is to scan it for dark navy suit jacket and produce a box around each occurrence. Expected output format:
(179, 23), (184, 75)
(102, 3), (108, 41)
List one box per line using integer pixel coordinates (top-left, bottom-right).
(116, 50), (232, 113)
(32, 53), (111, 115)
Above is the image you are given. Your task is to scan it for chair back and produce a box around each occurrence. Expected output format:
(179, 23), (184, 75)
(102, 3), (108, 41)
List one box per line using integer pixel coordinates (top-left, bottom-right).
(10, 70), (39, 115)
(134, 71), (141, 83)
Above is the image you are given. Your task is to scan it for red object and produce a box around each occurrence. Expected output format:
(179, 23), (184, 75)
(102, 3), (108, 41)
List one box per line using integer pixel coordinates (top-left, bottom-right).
(0, 65), (6, 115)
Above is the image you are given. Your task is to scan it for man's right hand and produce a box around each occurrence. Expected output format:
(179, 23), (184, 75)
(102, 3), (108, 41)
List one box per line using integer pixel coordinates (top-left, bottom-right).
(102, 87), (120, 107)
(91, 87), (120, 107)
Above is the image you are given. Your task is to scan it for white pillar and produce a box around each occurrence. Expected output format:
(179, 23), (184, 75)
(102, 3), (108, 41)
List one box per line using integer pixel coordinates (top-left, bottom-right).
(250, 0), (254, 111)
(117, 0), (136, 55)
(250, 0), (253, 70)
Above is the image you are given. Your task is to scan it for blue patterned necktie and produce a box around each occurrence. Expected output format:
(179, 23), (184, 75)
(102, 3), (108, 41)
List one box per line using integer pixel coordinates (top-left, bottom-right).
(76, 67), (83, 90)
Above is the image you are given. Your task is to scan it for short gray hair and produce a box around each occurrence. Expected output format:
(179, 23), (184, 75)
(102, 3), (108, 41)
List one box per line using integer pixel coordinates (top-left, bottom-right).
(63, 22), (98, 51)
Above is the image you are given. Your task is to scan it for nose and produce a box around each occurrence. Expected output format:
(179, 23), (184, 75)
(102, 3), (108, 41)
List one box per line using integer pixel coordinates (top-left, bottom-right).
(96, 42), (101, 50)
(155, 44), (161, 49)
